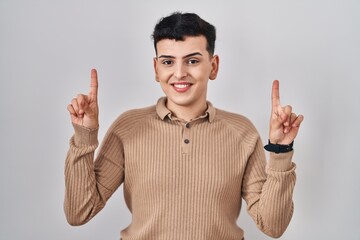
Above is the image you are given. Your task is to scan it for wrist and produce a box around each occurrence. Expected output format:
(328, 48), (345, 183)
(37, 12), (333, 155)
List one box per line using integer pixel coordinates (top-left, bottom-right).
(72, 123), (99, 146)
(264, 139), (294, 154)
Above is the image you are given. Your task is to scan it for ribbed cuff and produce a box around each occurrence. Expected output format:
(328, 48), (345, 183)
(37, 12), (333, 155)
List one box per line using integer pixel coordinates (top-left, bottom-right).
(72, 123), (99, 146)
(268, 151), (294, 171)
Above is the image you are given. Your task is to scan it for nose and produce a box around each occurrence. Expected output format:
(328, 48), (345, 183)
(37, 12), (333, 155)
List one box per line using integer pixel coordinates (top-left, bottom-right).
(173, 63), (187, 79)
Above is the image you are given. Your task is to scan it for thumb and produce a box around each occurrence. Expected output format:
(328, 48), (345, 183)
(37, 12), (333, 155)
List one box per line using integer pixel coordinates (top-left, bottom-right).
(77, 95), (95, 116)
(81, 98), (96, 117)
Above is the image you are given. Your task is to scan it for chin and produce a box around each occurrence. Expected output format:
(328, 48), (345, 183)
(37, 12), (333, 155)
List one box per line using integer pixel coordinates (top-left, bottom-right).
(167, 95), (196, 107)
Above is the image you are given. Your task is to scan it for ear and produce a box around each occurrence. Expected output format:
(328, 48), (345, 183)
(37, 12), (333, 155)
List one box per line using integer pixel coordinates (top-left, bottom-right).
(153, 57), (159, 82)
(209, 55), (219, 80)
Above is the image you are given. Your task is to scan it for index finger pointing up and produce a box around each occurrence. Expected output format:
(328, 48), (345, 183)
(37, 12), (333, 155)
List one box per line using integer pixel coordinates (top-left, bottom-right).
(271, 80), (281, 109)
(89, 68), (98, 99)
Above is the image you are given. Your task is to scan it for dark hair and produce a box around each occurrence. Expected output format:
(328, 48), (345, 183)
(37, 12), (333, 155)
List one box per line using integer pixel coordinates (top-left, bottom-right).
(152, 12), (216, 55)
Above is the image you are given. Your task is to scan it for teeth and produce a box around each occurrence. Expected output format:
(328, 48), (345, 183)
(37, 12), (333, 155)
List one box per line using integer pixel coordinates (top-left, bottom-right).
(174, 84), (190, 89)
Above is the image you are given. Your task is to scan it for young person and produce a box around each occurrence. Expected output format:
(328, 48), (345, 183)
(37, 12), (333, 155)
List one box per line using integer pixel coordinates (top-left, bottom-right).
(65, 12), (304, 239)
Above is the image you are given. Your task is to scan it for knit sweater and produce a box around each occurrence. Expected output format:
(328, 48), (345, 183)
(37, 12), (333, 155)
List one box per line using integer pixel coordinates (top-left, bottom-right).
(64, 97), (296, 240)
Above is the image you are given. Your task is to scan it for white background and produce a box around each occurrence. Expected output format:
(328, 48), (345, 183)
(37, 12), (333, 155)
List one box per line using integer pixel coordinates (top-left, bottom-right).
(1, 0), (359, 239)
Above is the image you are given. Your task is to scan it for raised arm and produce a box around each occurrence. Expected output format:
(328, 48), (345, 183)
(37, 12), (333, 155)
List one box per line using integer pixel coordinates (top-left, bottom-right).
(243, 80), (304, 238)
(64, 69), (124, 226)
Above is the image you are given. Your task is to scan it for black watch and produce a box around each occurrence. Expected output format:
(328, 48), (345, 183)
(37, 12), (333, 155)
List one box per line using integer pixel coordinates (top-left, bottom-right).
(264, 140), (294, 154)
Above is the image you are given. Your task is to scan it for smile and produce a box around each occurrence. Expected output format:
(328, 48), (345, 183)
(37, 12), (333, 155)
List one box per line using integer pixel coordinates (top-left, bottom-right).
(174, 83), (190, 88)
(172, 83), (192, 92)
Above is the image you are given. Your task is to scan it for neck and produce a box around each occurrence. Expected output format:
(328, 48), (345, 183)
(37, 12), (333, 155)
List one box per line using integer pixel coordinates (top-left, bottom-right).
(167, 100), (207, 122)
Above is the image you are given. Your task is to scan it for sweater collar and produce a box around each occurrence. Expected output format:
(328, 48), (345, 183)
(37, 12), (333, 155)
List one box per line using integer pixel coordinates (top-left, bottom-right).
(156, 97), (215, 123)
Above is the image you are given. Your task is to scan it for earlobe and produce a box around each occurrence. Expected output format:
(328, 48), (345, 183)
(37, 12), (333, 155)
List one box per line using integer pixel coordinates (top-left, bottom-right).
(210, 71), (217, 80)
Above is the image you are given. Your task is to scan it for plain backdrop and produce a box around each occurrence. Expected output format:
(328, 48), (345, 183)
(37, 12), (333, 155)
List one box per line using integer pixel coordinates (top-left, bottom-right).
(1, 0), (359, 239)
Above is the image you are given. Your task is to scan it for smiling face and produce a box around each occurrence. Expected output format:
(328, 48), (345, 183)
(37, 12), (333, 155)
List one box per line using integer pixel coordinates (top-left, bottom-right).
(154, 36), (219, 117)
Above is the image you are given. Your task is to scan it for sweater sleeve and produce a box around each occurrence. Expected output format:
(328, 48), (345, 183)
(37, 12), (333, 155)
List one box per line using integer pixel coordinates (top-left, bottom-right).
(64, 123), (125, 226)
(241, 137), (296, 238)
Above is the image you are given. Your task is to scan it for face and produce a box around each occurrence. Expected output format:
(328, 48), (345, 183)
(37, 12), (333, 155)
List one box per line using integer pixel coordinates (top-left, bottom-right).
(153, 36), (219, 112)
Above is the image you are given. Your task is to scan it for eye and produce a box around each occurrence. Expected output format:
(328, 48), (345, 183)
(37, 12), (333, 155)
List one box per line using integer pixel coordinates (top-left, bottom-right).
(161, 60), (173, 65)
(187, 59), (199, 65)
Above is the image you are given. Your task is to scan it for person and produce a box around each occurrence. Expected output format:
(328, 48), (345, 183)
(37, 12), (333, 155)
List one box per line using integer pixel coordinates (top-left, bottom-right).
(64, 12), (304, 240)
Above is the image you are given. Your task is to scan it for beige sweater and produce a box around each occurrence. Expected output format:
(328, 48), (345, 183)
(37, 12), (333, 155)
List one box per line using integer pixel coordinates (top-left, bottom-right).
(64, 97), (296, 239)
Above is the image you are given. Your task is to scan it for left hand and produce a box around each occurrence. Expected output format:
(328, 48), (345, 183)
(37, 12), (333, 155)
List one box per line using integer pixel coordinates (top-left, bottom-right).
(269, 80), (304, 145)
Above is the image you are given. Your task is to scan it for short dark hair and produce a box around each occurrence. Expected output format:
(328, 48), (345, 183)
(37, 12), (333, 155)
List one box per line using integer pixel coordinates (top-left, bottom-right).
(152, 12), (216, 55)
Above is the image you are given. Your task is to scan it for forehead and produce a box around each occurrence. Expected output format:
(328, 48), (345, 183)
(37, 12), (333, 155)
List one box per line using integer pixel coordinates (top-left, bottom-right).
(156, 36), (208, 57)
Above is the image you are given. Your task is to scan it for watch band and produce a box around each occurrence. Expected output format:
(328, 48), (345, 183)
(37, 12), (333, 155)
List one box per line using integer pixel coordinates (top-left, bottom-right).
(264, 140), (294, 154)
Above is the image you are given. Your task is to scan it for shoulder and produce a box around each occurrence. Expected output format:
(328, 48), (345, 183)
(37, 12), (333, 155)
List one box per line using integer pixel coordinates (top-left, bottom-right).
(107, 105), (158, 135)
(215, 108), (257, 131)
(117, 105), (157, 122)
(214, 108), (260, 144)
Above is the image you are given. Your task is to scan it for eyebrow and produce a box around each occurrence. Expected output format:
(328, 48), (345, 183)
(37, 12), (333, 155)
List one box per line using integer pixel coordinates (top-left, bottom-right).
(158, 52), (203, 59)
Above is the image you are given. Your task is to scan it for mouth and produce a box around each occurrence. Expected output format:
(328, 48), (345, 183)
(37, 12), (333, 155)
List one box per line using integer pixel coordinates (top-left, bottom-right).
(172, 82), (192, 93)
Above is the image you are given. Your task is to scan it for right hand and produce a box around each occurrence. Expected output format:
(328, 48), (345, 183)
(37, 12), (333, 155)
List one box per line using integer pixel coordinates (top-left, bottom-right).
(67, 69), (99, 129)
